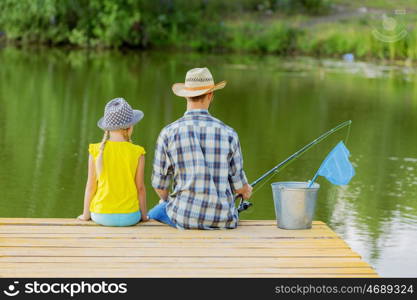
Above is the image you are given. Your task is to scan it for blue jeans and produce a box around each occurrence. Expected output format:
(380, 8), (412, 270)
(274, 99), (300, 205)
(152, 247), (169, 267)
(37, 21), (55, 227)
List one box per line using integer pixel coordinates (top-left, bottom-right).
(91, 211), (141, 227)
(148, 202), (176, 228)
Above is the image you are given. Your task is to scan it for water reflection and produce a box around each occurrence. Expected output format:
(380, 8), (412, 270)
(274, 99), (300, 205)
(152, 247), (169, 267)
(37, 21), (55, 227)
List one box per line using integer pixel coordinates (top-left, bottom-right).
(330, 156), (417, 276)
(0, 48), (416, 276)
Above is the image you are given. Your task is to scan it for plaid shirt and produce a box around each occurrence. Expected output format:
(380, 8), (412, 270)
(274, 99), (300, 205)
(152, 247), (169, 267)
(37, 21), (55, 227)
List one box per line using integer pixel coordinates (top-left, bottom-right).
(152, 109), (248, 229)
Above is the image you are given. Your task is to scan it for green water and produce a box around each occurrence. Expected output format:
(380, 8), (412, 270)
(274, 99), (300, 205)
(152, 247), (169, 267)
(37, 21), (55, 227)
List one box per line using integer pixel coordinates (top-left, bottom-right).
(1, 48), (416, 277)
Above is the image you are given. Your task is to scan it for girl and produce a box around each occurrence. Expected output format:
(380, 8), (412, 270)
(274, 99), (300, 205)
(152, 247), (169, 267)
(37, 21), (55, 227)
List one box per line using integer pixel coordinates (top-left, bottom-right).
(77, 97), (148, 226)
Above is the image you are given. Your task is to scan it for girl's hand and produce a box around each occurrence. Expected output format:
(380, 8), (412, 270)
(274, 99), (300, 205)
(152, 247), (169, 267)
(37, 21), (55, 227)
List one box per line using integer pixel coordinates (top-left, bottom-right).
(141, 215), (150, 222)
(77, 214), (90, 221)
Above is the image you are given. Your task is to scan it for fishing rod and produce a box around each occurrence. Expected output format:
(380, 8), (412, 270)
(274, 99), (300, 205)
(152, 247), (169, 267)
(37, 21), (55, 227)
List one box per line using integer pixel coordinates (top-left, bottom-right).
(237, 120), (352, 213)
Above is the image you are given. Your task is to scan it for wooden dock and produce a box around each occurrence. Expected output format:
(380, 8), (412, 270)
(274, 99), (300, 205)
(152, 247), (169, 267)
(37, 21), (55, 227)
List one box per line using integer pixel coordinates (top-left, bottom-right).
(0, 218), (378, 278)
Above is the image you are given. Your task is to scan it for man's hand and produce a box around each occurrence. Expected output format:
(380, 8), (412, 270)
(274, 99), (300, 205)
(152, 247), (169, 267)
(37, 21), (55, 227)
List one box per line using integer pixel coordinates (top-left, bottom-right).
(154, 188), (169, 202)
(236, 184), (252, 200)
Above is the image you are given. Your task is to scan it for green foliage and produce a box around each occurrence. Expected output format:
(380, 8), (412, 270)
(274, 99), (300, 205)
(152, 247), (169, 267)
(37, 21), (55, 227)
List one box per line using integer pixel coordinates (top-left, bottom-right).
(274, 0), (330, 15)
(0, 0), (329, 48)
(296, 23), (417, 60)
(0, 0), (142, 47)
(0, 0), (416, 60)
(228, 22), (299, 54)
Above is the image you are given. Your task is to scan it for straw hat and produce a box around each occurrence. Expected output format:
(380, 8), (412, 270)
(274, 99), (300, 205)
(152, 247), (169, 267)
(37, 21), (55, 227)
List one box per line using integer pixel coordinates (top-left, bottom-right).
(172, 67), (227, 97)
(97, 98), (144, 131)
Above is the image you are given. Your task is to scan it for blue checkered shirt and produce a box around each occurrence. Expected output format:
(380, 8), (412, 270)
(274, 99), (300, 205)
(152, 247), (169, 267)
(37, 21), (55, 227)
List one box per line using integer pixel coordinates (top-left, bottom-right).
(152, 109), (248, 229)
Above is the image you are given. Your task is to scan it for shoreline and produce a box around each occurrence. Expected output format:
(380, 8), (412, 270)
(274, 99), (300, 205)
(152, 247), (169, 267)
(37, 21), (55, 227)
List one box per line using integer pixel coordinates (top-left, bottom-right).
(1, 43), (415, 69)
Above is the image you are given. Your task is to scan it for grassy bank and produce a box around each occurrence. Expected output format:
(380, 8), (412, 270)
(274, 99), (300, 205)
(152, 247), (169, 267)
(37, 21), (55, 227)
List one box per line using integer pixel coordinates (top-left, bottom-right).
(1, 0), (416, 61)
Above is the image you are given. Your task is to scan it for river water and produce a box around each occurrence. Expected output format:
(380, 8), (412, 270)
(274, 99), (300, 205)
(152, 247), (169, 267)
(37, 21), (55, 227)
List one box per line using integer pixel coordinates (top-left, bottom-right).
(0, 48), (416, 277)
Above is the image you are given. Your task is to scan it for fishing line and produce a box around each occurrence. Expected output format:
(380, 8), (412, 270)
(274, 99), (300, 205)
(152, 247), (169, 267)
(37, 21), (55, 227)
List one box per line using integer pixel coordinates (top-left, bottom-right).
(251, 162), (291, 196)
(343, 120), (352, 145)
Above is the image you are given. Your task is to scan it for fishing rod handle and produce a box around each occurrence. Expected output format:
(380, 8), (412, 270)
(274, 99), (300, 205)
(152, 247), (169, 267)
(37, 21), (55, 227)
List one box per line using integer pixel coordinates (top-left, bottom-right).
(234, 194), (253, 213)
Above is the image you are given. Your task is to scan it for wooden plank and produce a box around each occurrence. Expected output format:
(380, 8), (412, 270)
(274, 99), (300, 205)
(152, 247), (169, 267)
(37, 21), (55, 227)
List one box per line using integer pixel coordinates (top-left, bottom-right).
(0, 268), (378, 278)
(0, 233), (338, 239)
(0, 247), (361, 257)
(0, 218), (325, 226)
(0, 256), (367, 265)
(0, 227), (337, 240)
(0, 264), (376, 274)
(0, 238), (350, 248)
(0, 260), (373, 268)
(0, 224), (330, 233)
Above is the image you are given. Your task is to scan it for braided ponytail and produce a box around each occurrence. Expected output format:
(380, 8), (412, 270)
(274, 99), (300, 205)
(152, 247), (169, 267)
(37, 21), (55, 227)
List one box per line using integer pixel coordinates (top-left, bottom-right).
(96, 130), (109, 177)
(123, 128), (132, 143)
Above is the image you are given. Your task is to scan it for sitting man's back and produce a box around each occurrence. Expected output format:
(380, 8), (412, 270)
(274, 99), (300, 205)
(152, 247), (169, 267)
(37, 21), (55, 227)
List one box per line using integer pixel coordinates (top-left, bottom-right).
(149, 67), (252, 229)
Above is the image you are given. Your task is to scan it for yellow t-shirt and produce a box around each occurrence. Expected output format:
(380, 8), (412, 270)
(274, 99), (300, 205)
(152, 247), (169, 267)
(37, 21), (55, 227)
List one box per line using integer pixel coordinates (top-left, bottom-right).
(88, 141), (146, 214)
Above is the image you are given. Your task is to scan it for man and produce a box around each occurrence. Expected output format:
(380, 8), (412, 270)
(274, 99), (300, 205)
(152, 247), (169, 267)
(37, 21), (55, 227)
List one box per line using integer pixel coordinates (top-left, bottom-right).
(148, 67), (252, 229)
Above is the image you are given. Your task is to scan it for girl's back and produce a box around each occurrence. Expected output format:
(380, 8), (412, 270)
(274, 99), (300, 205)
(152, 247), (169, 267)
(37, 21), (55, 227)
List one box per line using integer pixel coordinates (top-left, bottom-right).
(89, 141), (145, 214)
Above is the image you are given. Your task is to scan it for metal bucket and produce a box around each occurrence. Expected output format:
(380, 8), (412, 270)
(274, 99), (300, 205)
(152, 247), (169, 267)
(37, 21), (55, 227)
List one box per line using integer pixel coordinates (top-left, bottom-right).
(271, 181), (319, 230)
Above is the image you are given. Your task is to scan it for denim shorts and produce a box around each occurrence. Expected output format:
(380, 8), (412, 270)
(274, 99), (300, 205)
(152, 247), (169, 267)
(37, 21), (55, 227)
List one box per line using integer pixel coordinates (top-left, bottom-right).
(148, 202), (176, 228)
(91, 211), (141, 227)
